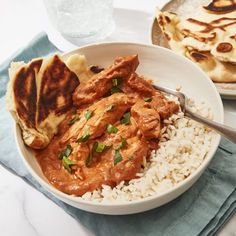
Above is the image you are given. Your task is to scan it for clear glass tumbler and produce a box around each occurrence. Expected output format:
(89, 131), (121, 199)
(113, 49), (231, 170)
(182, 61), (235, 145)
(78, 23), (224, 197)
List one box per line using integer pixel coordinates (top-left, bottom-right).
(43, 0), (115, 43)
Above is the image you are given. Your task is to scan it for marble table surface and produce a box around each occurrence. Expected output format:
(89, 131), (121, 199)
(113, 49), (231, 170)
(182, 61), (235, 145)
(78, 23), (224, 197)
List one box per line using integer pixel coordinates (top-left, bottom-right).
(1, 0), (236, 235)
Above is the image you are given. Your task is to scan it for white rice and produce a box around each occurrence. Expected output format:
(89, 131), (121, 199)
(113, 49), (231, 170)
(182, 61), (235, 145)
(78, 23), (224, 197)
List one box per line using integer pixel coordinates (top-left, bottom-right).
(80, 96), (216, 203)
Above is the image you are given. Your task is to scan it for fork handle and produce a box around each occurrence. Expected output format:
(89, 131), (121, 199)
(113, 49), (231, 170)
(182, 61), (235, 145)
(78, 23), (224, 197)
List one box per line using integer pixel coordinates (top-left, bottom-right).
(185, 108), (236, 144)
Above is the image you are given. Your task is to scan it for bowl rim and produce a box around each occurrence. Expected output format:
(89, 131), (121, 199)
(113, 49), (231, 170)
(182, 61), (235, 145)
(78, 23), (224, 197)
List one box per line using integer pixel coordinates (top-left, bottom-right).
(15, 41), (223, 207)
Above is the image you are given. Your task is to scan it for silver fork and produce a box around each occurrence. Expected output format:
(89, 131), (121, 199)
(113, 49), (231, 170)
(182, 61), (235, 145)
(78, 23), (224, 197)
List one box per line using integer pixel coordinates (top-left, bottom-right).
(153, 84), (236, 144)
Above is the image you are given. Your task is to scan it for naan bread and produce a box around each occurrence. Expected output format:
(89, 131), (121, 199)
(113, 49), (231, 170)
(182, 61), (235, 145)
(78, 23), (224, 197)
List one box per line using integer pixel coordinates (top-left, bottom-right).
(156, 0), (236, 82)
(65, 54), (93, 83)
(6, 54), (87, 149)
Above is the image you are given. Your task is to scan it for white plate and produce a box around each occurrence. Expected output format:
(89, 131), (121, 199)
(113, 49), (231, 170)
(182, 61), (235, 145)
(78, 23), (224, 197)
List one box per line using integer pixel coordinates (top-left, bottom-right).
(15, 42), (223, 215)
(151, 0), (236, 100)
(215, 83), (236, 100)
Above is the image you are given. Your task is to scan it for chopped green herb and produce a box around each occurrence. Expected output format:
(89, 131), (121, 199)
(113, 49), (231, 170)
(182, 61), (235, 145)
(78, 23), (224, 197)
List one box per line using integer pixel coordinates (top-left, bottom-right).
(114, 149), (123, 165)
(107, 124), (119, 134)
(120, 112), (130, 125)
(96, 142), (106, 152)
(95, 142), (111, 153)
(68, 114), (80, 126)
(63, 145), (72, 157)
(121, 137), (127, 147)
(111, 86), (123, 94)
(59, 145), (75, 173)
(117, 137), (127, 150)
(59, 144), (72, 160)
(112, 77), (123, 86)
(113, 137), (127, 165)
(106, 104), (115, 112)
(77, 128), (90, 143)
(144, 97), (152, 102)
(85, 142), (97, 167)
(85, 141), (110, 167)
(85, 110), (93, 120)
(112, 78), (118, 86)
(62, 156), (76, 173)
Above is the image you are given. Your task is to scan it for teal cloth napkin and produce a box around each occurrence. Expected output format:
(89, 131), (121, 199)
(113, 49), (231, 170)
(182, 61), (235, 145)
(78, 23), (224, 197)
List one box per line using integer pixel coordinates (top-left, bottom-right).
(1, 33), (236, 236)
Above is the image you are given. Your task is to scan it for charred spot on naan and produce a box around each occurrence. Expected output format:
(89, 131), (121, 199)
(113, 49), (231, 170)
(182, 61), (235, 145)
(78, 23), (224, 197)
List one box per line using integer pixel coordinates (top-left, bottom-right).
(13, 59), (42, 129)
(188, 51), (209, 62)
(38, 55), (79, 124)
(203, 0), (236, 14)
(216, 42), (233, 52)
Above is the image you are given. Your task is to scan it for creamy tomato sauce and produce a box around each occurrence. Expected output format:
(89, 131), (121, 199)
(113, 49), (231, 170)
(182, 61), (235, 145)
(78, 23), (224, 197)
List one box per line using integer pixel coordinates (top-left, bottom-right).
(35, 55), (179, 196)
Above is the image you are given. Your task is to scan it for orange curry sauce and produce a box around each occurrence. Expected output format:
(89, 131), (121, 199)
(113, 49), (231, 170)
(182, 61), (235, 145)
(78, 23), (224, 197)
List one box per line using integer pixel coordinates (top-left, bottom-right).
(35, 55), (179, 196)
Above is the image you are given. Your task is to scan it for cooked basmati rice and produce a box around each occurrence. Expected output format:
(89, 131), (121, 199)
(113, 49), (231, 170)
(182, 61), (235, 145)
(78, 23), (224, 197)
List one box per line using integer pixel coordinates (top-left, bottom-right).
(80, 97), (216, 203)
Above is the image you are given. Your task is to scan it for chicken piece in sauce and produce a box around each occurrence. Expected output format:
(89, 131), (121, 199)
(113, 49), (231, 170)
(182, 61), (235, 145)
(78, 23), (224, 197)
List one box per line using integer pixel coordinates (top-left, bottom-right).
(131, 99), (161, 140)
(73, 55), (139, 107)
(61, 93), (134, 144)
(36, 55), (179, 196)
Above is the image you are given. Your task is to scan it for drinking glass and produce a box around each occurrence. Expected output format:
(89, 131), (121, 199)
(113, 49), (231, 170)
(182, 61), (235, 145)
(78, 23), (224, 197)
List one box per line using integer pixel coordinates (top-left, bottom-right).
(43, 0), (115, 43)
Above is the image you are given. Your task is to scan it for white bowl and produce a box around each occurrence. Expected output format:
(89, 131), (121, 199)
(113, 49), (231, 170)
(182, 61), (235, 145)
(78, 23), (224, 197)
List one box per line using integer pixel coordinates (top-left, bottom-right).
(15, 42), (223, 215)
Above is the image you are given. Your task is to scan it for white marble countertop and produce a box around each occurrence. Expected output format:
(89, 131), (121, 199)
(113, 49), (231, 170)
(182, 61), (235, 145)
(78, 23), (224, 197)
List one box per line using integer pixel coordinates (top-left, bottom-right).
(1, 0), (236, 235)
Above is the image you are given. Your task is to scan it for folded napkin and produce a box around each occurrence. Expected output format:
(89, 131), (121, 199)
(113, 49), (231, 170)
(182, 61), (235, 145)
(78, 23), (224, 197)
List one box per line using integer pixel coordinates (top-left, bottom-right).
(1, 33), (236, 236)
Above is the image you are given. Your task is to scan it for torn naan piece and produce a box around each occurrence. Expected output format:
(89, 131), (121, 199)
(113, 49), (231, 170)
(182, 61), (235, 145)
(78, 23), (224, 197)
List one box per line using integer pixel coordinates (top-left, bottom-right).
(186, 50), (236, 82)
(6, 54), (83, 149)
(65, 54), (93, 83)
(156, 0), (236, 82)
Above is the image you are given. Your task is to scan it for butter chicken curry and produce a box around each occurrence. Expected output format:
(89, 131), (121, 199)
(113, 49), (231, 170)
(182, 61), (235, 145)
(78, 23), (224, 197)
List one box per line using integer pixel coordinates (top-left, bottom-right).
(36, 55), (179, 196)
